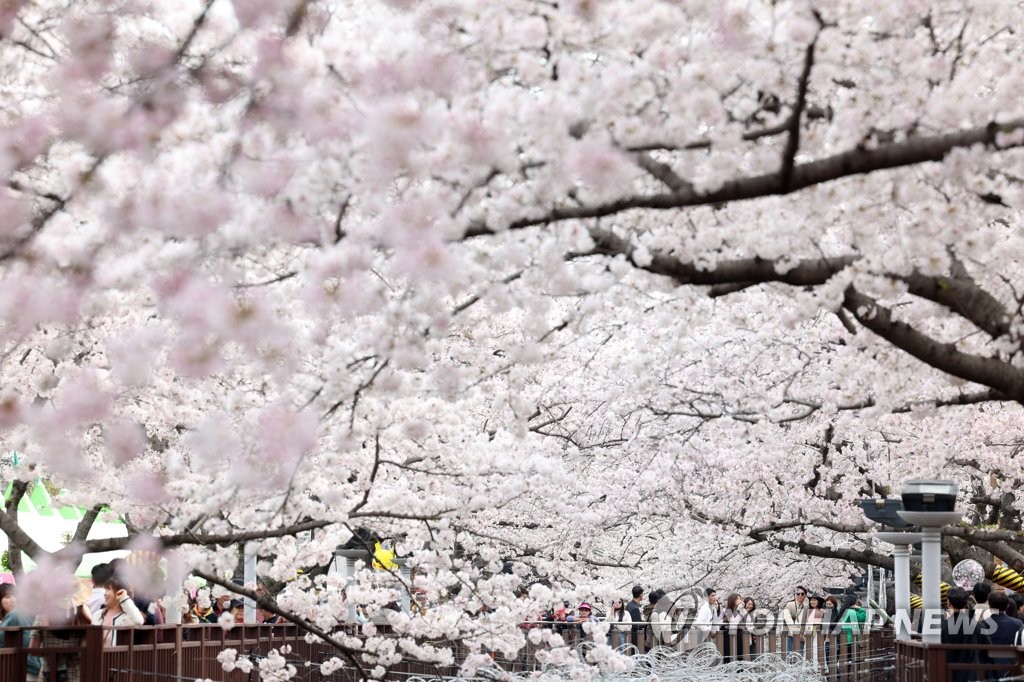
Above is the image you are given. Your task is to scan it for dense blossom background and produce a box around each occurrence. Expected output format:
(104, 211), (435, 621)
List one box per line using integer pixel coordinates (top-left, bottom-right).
(1, 0), (1024, 674)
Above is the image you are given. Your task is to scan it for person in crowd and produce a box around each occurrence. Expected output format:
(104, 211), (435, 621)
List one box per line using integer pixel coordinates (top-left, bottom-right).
(94, 576), (145, 646)
(626, 585), (644, 651)
(88, 563), (113, 615)
(30, 582), (93, 682)
(979, 590), (1023, 675)
(782, 586), (809, 654)
(570, 602), (595, 638)
(189, 591), (217, 623)
(109, 558), (164, 644)
(213, 593), (233, 619)
(256, 605), (285, 624)
(695, 588), (721, 644)
(642, 589), (661, 648)
(721, 593), (745, 661)
(838, 595), (866, 649)
(1, 583), (42, 681)
(941, 586), (988, 682)
(648, 594), (673, 648)
(806, 595), (825, 632)
(229, 600), (245, 623)
(1011, 592), (1024, 617)
(515, 589), (541, 630)
(822, 595), (840, 670)
(548, 600), (570, 633)
(742, 597), (759, 657)
(606, 597), (632, 650)
(972, 581), (993, 621)
(822, 595), (839, 629)
(803, 595), (827, 668)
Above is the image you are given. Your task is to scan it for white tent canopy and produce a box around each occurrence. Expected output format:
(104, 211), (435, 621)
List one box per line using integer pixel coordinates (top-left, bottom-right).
(1, 477), (129, 578)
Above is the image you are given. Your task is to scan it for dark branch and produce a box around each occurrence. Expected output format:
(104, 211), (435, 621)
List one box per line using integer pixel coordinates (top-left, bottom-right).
(71, 504), (105, 545)
(583, 229), (858, 287)
(194, 569), (368, 677)
(901, 269), (1013, 341)
(0, 482), (49, 563)
(780, 37), (819, 189)
(843, 287), (1024, 401)
(465, 118), (1024, 237)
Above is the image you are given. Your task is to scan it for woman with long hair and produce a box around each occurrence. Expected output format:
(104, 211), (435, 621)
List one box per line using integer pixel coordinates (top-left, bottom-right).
(721, 593), (745, 661)
(606, 597), (632, 650)
(742, 597), (759, 658)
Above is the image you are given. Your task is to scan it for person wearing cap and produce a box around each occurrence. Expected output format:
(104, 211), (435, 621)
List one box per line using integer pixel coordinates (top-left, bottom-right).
(567, 602), (594, 640)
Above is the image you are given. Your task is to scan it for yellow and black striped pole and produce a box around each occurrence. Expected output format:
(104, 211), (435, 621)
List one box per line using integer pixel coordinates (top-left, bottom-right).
(992, 565), (1024, 592)
(914, 575), (950, 607)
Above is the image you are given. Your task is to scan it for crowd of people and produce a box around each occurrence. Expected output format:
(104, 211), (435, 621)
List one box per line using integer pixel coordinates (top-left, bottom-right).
(4, 569), (1024, 680)
(0, 559), (285, 682)
(534, 581), (1024, 672)
(536, 585), (869, 654)
(942, 583), (1024, 680)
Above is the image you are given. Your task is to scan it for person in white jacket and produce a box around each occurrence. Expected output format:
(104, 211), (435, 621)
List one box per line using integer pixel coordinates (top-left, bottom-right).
(606, 598), (633, 650)
(695, 588), (722, 643)
(648, 591), (671, 649)
(95, 577), (145, 646)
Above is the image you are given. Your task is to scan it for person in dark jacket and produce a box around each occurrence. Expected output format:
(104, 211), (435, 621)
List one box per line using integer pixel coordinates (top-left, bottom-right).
(626, 585), (644, 651)
(941, 587), (989, 682)
(642, 589), (662, 650)
(979, 591), (1024, 678)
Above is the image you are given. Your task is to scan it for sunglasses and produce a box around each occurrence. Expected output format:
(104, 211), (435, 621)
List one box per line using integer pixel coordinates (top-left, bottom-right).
(796, 592), (806, 596)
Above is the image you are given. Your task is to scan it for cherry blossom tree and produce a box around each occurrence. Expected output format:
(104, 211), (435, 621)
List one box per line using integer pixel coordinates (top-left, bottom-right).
(2, 0), (1024, 675)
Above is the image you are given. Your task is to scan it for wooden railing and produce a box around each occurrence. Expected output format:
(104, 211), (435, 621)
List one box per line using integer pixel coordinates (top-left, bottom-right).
(0, 622), (950, 681)
(895, 639), (1024, 682)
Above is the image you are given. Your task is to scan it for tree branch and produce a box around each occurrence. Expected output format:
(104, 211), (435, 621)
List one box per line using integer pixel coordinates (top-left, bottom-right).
(52, 518), (339, 559)
(466, 118), (1024, 237)
(583, 229), (858, 286)
(633, 153), (691, 194)
(901, 269), (1013, 341)
(71, 504), (106, 545)
(625, 117), (793, 152)
(193, 569), (369, 678)
(780, 37), (819, 189)
(843, 287), (1024, 401)
(0, 483), (50, 563)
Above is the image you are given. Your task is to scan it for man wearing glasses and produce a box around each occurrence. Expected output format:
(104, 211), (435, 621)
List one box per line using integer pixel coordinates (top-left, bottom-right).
(782, 586), (809, 654)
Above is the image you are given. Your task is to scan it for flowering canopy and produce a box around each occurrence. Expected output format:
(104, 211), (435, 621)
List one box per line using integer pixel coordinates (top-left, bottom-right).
(2, 0), (1024, 674)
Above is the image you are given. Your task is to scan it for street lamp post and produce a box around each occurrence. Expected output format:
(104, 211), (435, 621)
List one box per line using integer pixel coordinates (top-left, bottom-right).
(860, 498), (922, 641)
(875, 531), (923, 640)
(897, 480), (961, 645)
